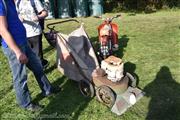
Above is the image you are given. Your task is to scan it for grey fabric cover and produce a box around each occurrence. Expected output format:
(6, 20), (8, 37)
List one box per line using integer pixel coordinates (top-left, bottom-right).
(56, 24), (99, 81)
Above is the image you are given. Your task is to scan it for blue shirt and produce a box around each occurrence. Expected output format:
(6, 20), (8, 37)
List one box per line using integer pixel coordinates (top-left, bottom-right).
(0, 0), (27, 48)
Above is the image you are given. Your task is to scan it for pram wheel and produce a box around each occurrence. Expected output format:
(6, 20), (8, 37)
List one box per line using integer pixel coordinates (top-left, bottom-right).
(126, 72), (137, 88)
(79, 80), (95, 98)
(96, 85), (115, 108)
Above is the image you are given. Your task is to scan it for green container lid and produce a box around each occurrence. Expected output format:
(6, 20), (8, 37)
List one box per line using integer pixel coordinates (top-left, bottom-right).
(74, 0), (89, 17)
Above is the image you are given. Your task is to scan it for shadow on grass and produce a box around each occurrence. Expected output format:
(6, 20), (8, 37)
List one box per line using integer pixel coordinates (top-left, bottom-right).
(42, 44), (54, 55)
(124, 62), (139, 86)
(89, 36), (99, 53)
(36, 76), (92, 119)
(144, 66), (180, 120)
(114, 35), (129, 58)
(44, 63), (57, 74)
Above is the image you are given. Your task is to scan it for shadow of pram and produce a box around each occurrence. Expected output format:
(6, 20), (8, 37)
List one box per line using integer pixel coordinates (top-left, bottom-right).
(36, 76), (92, 119)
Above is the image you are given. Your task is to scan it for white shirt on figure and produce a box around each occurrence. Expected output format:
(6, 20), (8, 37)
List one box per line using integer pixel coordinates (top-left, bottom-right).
(15, 0), (44, 38)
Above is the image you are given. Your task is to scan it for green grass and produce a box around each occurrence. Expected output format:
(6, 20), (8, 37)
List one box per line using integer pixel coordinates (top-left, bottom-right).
(0, 10), (180, 120)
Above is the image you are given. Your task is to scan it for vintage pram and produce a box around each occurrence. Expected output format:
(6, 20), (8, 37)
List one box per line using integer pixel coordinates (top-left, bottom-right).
(46, 19), (144, 115)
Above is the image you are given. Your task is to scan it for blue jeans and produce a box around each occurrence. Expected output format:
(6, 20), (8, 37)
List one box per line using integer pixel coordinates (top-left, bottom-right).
(2, 44), (52, 108)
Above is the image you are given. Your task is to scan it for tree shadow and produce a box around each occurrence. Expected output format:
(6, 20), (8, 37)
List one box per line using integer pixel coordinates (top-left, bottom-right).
(144, 66), (180, 120)
(44, 63), (57, 74)
(36, 76), (92, 119)
(42, 44), (54, 55)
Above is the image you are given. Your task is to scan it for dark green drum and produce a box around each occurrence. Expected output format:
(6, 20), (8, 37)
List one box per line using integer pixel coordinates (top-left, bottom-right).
(89, 0), (103, 16)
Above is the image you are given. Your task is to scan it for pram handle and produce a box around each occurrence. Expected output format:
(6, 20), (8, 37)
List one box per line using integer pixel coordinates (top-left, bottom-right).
(46, 19), (80, 30)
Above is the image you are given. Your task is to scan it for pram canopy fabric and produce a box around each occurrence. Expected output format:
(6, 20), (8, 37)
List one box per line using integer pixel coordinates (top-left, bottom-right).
(57, 24), (99, 81)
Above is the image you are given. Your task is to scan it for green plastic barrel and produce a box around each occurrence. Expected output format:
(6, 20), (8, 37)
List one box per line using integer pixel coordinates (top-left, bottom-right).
(58, 0), (71, 18)
(54, 0), (58, 18)
(74, 0), (89, 17)
(48, 0), (55, 18)
(40, 0), (55, 18)
(89, 0), (103, 16)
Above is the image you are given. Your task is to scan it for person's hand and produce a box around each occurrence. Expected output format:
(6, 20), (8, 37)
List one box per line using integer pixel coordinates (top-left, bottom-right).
(18, 15), (24, 22)
(16, 51), (28, 64)
(31, 15), (39, 22)
(44, 2), (50, 10)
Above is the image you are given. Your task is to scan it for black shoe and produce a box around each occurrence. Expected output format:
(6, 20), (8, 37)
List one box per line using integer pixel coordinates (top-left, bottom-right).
(44, 87), (61, 97)
(25, 103), (43, 112)
(41, 59), (49, 69)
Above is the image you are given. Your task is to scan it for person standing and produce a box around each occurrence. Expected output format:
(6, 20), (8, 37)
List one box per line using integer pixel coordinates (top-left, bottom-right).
(15, 0), (49, 68)
(38, 0), (50, 68)
(0, 0), (59, 111)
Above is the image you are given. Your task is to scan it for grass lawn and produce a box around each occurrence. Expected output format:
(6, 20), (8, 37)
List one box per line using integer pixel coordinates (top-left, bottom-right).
(0, 10), (180, 120)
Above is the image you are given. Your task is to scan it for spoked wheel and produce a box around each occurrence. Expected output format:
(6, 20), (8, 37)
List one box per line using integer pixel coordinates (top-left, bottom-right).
(96, 85), (115, 108)
(79, 80), (95, 98)
(126, 72), (137, 88)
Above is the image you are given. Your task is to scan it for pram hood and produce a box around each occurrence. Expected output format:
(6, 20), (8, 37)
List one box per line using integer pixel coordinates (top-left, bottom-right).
(57, 24), (99, 81)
